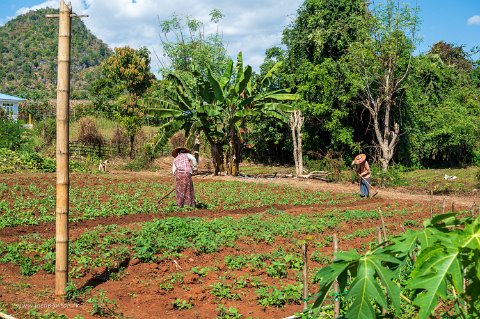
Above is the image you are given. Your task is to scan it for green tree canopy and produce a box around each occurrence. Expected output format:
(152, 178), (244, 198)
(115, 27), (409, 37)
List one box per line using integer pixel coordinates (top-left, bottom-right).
(92, 46), (155, 158)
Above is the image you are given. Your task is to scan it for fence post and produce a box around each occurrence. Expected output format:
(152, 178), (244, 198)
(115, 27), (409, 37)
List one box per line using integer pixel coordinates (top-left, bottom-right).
(302, 243), (308, 311)
(333, 233), (340, 318)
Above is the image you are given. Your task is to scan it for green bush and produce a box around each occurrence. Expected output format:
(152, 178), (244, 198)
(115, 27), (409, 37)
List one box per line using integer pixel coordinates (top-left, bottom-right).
(370, 164), (409, 187)
(303, 153), (345, 181)
(35, 118), (56, 147)
(0, 119), (27, 150)
(0, 147), (98, 173)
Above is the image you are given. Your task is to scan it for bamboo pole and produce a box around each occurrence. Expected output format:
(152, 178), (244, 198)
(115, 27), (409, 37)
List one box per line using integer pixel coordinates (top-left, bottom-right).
(378, 208), (387, 241)
(55, 0), (72, 298)
(377, 230), (388, 316)
(333, 233), (340, 318)
(302, 243), (308, 311)
(430, 190), (433, 218)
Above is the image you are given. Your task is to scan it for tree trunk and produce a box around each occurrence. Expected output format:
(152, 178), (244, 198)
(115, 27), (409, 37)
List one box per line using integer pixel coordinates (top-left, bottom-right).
(193, 131), (200, 164)
(129, 134), (135, 159)
(225, 134), (242, 176)
(205, 134), (224, 175)
(371, 110), (399, 172)
(290, 110), (304, 176)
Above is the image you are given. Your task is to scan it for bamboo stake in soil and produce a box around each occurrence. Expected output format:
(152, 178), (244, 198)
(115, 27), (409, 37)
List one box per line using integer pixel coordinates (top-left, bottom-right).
(54, 0), (72, 298)
(377, 228), (383, 244)
(333, 233), (340, 318)
(302, 243), (308, 311)
(442, 198), (446, 214)
(377, 230), (388, 316)
(451, 201), (455, 213)
(378, 208), (387, 241)
(430, 190), (433, 218)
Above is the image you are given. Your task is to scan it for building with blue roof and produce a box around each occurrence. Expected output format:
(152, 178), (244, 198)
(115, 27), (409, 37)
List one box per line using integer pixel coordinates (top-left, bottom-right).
(0, 93), (26, 121)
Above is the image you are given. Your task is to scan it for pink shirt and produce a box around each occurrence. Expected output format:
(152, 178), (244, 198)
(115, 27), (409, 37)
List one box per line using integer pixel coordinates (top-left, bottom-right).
(172, 153), (197, 174)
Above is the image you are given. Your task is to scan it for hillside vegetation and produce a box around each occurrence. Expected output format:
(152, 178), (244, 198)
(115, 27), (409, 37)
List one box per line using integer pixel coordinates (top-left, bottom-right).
(0, 8), (111, 100)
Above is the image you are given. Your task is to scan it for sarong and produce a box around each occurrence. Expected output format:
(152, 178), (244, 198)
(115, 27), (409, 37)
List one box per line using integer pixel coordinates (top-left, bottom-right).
(360, 177), (370, 197)
(175, 172), (195, 207)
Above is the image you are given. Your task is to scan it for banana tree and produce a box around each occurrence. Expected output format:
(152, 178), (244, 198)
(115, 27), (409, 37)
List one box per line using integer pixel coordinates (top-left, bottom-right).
(146, 52), (297, 175)
(205, 52), (297, 175)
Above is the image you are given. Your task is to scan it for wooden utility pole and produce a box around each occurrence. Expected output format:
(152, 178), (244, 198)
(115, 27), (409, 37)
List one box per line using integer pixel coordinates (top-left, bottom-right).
(47, 0), (87, 298)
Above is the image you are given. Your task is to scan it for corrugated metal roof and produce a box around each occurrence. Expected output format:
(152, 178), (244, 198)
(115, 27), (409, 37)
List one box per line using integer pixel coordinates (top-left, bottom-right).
(0, 93), (26, 101)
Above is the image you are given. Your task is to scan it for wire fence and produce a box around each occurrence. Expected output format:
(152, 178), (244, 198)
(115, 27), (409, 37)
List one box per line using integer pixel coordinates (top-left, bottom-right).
(69, 141), (173, 158)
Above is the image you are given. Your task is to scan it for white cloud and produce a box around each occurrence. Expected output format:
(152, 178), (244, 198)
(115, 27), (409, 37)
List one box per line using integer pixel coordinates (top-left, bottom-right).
(8, 0), (302, 72)
(16, 1), (60, 15)
(467, 15), (480, 25)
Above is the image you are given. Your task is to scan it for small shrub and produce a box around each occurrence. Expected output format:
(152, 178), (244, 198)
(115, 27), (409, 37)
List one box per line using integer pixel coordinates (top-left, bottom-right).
(310, 251), (330, 264)
(210, 282), (241, 301)
(36, 118), (56, 147)
(265, 261), (287, 278)
(191, 266), (211, 277)
(216, 305), (243, 319)
(172, 298), (192, 310)
(111, 127), (128, 156)
(87, 289), (119, 317)
(78, 117), (104, 147)
(256, 284), (303, 307)
(370, 164), (408, 187)
(0, 119), (27, 150)
(158, 282), (174, 291)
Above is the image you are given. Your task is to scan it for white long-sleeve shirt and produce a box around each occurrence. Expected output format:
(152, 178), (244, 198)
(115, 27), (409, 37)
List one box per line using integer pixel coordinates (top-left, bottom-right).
(172, 153), (198, 175)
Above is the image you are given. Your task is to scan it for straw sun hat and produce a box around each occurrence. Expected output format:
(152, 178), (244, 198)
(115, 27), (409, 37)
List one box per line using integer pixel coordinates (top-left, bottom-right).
(353, 153), (366, 165)
(171, 147), (191, 158)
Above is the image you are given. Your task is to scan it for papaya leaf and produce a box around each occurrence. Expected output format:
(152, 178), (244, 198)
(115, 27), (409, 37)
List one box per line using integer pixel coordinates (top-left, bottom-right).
(345, 257), (387, 319)
(429, 213), (458, 226)
(407, 246), (461, 319)
(368, 255), (402, 313)
(312, 261), (352, 312)
(385, 229), (418, 257)
(335, 250), (362, 262)
(459, 218), (480, 250)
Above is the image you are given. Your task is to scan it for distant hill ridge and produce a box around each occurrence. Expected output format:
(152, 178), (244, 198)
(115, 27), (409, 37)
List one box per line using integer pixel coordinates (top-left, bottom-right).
(0, 8), (112, 100)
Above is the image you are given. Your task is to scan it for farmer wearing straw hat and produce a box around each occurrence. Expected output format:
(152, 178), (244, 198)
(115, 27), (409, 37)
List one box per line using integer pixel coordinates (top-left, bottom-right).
(172, 147), (198, 207)
(351, 154), (371, 197)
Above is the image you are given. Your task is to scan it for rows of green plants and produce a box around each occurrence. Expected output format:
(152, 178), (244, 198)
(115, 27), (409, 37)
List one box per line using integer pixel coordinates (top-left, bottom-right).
(0, 205), (429, 318)
(0, 179), (360, 228)
(0, 207), (417, 278)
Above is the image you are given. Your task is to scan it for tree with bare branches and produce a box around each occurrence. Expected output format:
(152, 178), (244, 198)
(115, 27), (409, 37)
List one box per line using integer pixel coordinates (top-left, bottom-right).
(344, 0), (418, 171)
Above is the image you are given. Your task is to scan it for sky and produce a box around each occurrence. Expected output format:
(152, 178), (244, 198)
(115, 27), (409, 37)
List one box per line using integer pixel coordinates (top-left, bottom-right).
(0, 0), (479, 73)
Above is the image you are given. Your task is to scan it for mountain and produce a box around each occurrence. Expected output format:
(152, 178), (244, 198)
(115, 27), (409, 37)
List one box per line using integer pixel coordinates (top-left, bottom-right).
(0, 8), (112, 100)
